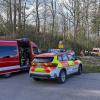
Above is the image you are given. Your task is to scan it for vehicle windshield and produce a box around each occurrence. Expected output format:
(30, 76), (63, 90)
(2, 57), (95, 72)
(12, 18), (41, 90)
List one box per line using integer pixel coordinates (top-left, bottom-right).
(33, 57), (53, 63)
(0, 46), (17, 58)
(93, 50), (99, 52)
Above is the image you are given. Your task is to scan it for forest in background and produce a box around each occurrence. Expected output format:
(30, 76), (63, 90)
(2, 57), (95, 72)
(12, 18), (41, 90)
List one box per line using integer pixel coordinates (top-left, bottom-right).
(0, 0), (100, 51)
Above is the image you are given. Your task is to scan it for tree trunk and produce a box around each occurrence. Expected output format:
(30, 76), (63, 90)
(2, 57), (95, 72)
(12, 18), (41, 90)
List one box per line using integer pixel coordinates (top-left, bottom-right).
(18, 0), (22, 34)
(23, 1), (26, 34)
(9, 0), (13, 36)
(43, 0), (47, 33)
(13, 0), (16, 38)
(36, 0), (40, 33)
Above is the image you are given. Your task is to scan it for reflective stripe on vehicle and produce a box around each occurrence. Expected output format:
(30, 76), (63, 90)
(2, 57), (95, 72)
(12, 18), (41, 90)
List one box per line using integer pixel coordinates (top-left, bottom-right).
(0, 65), (20, 71)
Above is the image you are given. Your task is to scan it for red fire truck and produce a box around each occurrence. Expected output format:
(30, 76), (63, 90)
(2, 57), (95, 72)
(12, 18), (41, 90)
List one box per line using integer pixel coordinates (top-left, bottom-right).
(0, 38), (39, 77)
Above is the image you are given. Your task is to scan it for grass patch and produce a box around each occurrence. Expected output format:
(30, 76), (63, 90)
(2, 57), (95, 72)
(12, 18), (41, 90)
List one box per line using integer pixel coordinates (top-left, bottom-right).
(83, 64), (100, 73)
(80, 57), (100, 73)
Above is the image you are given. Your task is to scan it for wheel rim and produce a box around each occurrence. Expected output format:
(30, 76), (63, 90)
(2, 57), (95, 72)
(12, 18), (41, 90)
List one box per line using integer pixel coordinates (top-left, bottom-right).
(4, 73), (11, 77)
(79, 67), (82, 73)
(61, 72), (66, 82)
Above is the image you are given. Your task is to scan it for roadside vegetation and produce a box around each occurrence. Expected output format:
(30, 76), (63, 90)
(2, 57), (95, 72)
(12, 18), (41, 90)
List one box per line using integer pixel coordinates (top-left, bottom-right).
(80, 56), (100, 73)
(0, 0), (99, 73)
(0, 0), (100, 52)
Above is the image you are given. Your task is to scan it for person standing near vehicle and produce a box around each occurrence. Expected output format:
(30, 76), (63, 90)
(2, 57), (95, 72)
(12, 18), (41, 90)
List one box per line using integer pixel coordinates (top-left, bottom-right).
(58, 41), (64, 49)
(80, 50), (85, 57)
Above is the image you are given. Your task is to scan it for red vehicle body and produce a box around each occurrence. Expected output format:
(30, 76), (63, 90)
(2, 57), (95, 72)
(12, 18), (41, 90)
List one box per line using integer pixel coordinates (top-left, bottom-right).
(0, 38), (39, 76)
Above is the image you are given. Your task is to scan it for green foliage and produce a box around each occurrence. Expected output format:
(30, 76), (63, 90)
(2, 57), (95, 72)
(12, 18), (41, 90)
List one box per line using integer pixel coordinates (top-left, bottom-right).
(0, 24), (98, 53)
(92, 9), (100, 35)
(81, 57), (100, 73)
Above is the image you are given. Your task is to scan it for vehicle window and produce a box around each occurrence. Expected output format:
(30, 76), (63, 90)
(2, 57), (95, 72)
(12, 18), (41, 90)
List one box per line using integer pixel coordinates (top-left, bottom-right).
(68, 55), (75, 60)
(58, 55), (63, 61)
(0, 46), (17, 58)
(33, 57), (53, 63)
(93, 50), (99, 52)
(62, 54), (68, 61)
(33, 47), (39, 54)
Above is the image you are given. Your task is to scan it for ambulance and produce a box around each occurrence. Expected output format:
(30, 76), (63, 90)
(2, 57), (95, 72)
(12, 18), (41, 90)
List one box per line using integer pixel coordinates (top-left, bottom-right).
(29, 49), (82, 83)
(91, 48), (100, 56)
(0, 38), (39, 77)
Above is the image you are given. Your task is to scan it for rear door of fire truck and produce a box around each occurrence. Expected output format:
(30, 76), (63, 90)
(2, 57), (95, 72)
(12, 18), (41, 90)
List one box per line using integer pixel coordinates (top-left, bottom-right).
(17, 39), (31, 68)
(0, 40), (20, 76)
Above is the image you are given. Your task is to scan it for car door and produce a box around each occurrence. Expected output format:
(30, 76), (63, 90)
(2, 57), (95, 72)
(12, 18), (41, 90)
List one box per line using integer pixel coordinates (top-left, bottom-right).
(0, 45), (20, 73)
(67, 54), (77, 74)
(58, 54), (68, 68)
(62, 54), (69, 68)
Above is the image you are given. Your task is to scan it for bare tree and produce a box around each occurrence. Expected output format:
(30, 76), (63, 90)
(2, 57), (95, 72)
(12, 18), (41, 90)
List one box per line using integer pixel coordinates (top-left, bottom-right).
(43, 0), (47, 33)
(13, 0), (16, 38)
(18, 0), (22, 34)
(51, 0), (57, 34)
(36, 0), (40, 33)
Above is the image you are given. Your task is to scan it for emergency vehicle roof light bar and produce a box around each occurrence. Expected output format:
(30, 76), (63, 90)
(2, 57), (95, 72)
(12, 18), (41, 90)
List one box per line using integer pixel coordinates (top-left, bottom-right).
(17, 38), (29, 41)
(48, 49), (66, 53)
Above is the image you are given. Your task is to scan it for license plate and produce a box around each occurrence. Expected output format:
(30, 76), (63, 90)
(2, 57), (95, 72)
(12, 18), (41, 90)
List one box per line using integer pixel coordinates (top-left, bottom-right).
(36, 66), (44, 68)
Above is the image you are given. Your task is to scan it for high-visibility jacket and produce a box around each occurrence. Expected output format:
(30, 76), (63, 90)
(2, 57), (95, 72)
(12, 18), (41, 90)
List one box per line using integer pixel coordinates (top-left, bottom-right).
(58, 44), (64, 49)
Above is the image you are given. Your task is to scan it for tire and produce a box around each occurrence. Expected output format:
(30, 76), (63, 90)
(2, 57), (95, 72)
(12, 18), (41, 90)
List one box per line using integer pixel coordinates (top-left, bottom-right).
(33, 78), (41, 81)
(77, 65), (82, 75)
(58, 70), (67, 84)
(3, 73), (11, 78)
